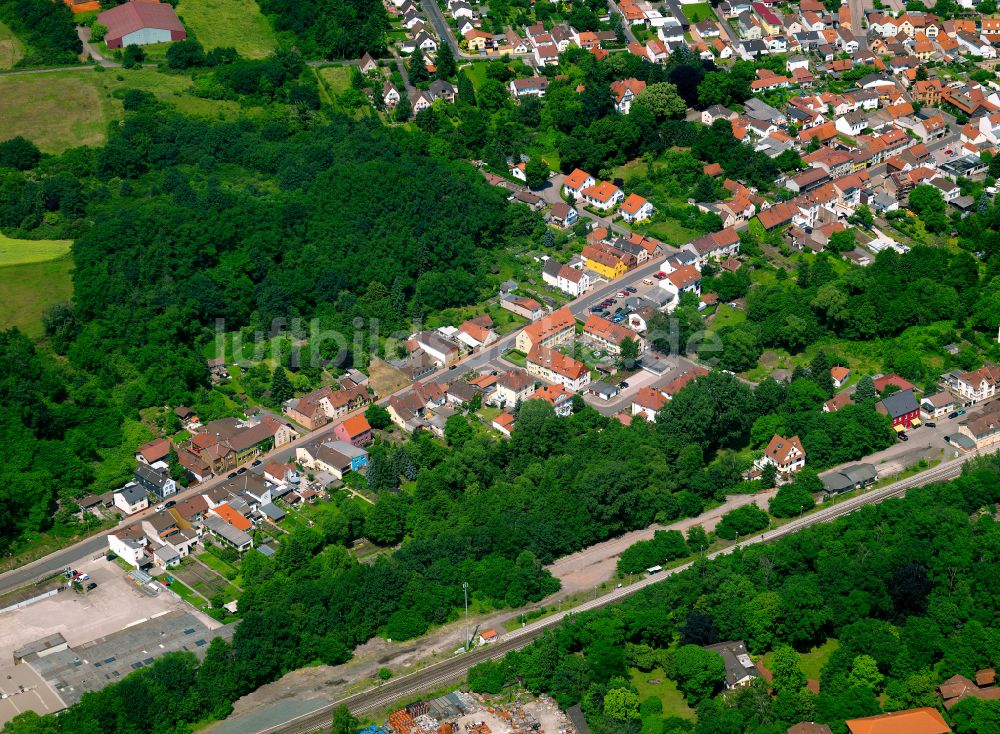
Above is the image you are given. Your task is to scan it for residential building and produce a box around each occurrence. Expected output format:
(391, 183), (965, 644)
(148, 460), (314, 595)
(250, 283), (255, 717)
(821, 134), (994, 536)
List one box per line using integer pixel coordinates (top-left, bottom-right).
(610, 78), (646, 114)
(761, 434), (806, 473)
(203, 515), (253, 552)
(920, 391), (956, 420)
(492, 412), (515, 437)
(501, 294), (544, 321)
(493, 369), (536, 408)
(296, 439), (369, 479)
(134, 463), (176, 500)
(413, 330), (461, 366)
(562, 168), (597, 200)
(831, 366), (850, 388)
(632, 387), (666, 420)
(542, 259), (591, 297)
(844, 708), (951, 734)
(114, 483), (149, 516)
(582, 244), (629, 279)
(526, 345), (592, 392)
(582, 315), (645, 356)
(515, 306), (576, 353)
(876, 388), (920, 430)
(942, 363), (1000, 404)
(530, 384), (573, 416)
(283, 384), (371, 430)
(107, 526), (146, 568)
(703, 640), (762, 689)
(333, 414), (373, 446)
(958, 405), (1000, 450)
(580, 181), (624, 211)
(509, 76), (549, 98)
(135, 438), (171, 466)
(619, 193), (655, 223)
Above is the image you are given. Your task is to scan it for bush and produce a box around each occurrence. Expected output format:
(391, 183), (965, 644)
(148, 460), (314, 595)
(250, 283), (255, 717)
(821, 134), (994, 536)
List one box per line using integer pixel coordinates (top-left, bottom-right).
(715, 504), (769, 540)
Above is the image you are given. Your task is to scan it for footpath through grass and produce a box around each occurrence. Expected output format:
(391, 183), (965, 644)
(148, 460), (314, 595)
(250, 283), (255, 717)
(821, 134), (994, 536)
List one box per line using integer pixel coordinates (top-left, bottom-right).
(175, 0), (277, 58)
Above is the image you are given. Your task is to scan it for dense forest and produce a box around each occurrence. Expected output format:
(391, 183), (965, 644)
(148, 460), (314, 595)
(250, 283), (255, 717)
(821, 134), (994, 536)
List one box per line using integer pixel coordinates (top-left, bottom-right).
(711, 245), (996, 387)
(0, 359), (899, 734)
(0, 0), (80, 66)
(468, 455), (1000, 734)
(256, 0), (389, 58)
(0, 104), (544, 550)
(5, 424), (998, 734)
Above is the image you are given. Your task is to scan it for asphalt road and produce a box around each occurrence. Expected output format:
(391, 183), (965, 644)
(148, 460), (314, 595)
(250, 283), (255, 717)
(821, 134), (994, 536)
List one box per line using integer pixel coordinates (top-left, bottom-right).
(251, 445), (989, 734)
(0, 250), (668, 595)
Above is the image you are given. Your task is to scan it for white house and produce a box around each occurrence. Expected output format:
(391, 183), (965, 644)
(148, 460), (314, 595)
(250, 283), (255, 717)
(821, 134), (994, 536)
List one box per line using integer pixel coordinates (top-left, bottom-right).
(114, 483), (148, 516)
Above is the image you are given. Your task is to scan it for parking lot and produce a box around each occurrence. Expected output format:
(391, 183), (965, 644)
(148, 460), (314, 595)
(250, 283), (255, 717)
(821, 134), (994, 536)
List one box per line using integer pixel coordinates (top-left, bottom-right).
(0, 555), (219, 658)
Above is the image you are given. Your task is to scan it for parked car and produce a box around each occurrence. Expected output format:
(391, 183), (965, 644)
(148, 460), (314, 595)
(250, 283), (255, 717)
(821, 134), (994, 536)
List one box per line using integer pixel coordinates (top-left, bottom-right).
(85, 582), (97, 592)
(618, 381), (629, 388)
(155, 504), (165, 512)
(957, 409), (966, 416)
(237, 467), (247, 475)
(590, 306), (603, 312)
(925, 421), (937, 428)
(165, 500), (176, 508)
(251, 459), (262, 467)
(228, 472), (237, 478)
(79, 573), (90, 581)
(898, 432), (909, 441)
(625, 286), (637, 293)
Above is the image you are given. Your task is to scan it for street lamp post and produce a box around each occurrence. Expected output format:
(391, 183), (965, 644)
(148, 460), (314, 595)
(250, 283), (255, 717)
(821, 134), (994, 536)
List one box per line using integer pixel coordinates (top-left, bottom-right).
(463, 582), (469, 651)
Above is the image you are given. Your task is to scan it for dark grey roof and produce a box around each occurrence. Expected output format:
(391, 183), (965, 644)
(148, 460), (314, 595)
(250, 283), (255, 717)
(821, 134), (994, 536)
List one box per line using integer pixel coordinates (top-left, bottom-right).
(259, 503), (285, 521)
(703, 640), (761, 686)
(841, 463), (877, 484)
(116, 483), (146, 505)
(879, 388), (919, 419)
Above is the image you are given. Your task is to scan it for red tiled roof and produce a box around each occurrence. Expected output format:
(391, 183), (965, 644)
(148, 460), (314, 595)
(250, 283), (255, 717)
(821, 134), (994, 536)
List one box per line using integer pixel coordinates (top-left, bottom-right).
(98, 1), (184, 41)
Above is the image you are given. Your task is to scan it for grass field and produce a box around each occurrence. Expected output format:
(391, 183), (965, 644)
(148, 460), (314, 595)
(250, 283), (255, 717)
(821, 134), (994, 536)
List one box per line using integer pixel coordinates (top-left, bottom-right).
(0, 255), (73, 336)
(0, 20), (23, 69)
(682, 2), (714, 22)
(761, 638), (840, 681)
(708, 303), (745, 331)
(630, 667), (695, 720)
(0, 68), (259, 153)
(175, 0), (276, 58)
(0, 233), (71, 266)
(639, 218), (702, 246)
(318, 65), (352, 95)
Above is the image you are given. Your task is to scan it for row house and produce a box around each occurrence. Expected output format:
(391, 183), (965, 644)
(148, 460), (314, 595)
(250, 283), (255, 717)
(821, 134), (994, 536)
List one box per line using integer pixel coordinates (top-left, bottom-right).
(542, 258), (591, 297)
(582, 315), (646, 356)
(582, 243), (631, 279)
(526, 345), (592, 392)
(515, 306), (576, 354)
(941, 363), (1000, 404)
(683, 227), (741, 267)
(283, 383), (371, 430)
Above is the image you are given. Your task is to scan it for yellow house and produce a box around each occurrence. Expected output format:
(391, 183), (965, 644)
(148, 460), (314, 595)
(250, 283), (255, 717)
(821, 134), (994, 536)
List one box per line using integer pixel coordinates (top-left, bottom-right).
(464, 30), (490, 51)
(582, 245), (627, 280)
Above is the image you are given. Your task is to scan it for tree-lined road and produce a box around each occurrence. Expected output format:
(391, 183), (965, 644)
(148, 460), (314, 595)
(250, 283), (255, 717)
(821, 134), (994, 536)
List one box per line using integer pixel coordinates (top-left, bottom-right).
(247, 444), (989, 734)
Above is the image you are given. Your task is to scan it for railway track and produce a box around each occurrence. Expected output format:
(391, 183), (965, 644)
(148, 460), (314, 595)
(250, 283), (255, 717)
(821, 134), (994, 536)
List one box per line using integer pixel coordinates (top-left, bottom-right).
(249, 448), (983, 734)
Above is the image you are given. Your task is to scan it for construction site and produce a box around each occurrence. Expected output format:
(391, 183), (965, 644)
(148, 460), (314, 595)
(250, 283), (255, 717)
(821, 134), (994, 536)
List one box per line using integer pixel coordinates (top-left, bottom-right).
(369, 692), (578, 734)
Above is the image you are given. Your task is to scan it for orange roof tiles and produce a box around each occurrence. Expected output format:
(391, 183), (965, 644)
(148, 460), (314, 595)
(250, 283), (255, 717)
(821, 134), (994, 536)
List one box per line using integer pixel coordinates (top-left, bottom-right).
(845, 708), (951, 734)
(213, 503), (252, 531)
